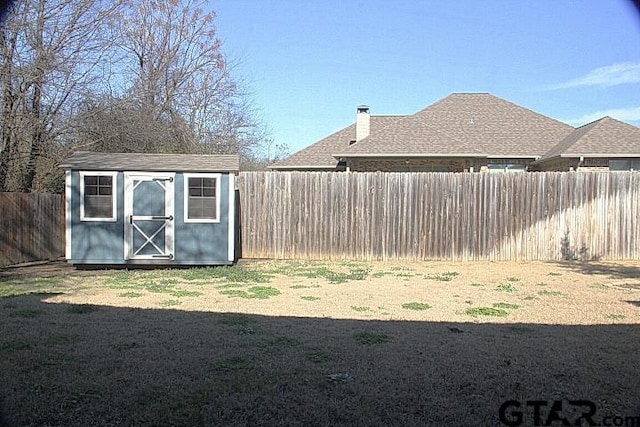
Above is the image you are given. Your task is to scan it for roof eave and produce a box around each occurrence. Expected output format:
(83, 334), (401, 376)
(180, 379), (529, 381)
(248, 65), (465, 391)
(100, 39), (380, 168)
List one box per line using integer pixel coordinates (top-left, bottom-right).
(485, 155), (540, 159)
(332, 153), (488, 158)
(559, 153), (640, 158)
(268, 164), (337, 170)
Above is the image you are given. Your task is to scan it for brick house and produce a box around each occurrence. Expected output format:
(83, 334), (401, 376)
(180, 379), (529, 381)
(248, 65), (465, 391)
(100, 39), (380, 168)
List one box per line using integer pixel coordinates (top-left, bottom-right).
(270, 93), (640, 172)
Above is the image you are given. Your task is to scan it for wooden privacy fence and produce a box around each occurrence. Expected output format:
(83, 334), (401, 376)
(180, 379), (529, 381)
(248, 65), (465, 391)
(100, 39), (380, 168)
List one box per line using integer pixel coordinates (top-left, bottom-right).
(0, 193), (64, 267)
(237, 171), (640, 261)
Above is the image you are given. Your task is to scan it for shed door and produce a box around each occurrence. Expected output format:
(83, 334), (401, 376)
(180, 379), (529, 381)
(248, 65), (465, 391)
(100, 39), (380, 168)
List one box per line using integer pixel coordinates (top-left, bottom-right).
(124, 173), (175, 260)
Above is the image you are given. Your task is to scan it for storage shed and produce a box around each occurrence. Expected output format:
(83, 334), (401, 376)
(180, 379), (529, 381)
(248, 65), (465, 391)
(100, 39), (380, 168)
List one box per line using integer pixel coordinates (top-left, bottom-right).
(61, 152), (239, 265)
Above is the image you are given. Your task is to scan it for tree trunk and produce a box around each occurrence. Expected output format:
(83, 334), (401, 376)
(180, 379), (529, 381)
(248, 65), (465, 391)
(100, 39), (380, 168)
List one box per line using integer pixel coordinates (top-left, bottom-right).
(20, 0), (45, 192)
(0, 11), (19, 192)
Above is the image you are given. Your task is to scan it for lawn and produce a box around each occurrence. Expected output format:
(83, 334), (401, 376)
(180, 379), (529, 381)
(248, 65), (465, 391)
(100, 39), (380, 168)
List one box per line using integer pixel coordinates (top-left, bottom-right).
(1, 259), (639, 426)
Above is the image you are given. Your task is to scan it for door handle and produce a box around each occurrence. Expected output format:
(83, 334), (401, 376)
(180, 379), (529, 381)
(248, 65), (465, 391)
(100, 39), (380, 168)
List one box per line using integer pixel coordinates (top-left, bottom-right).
(129, 215), (133, 224)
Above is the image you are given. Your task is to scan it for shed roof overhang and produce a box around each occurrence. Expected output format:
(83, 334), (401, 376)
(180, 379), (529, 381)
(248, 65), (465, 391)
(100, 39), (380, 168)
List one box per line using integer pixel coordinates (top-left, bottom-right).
(60, 152), (240, 172)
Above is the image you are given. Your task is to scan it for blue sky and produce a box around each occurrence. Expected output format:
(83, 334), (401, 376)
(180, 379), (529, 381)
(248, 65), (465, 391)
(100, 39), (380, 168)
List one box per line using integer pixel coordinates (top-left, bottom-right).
(213, 0), (640, 153)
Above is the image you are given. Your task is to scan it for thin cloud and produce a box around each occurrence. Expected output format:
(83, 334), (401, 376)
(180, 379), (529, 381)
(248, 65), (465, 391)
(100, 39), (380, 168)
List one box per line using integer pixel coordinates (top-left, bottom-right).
(548, 62), (640, 89)
(565, 106), (640, 126)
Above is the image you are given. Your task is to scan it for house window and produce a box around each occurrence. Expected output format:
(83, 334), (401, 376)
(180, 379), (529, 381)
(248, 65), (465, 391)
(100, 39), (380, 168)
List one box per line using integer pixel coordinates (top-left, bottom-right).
(184, 173), (221, 222)
(80, 171), (117, 221)
(488, 164), (526, 173)
(609, 159), (640, 171)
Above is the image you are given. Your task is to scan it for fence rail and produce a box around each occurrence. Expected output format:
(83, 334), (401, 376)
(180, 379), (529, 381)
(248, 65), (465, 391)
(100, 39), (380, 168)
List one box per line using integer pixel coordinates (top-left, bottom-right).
(0, 193), (64, 267)
(237, 171), (640, 261)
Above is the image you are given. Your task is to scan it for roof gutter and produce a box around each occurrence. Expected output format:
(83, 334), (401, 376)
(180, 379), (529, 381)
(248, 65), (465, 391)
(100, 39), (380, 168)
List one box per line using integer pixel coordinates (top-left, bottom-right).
(268, 165), (336, 170)
(331, 153), (489, 159)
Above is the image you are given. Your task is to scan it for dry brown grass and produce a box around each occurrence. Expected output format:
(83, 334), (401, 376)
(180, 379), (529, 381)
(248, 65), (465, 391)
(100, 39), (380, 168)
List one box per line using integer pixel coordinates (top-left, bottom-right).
(1, 259), (639, 426)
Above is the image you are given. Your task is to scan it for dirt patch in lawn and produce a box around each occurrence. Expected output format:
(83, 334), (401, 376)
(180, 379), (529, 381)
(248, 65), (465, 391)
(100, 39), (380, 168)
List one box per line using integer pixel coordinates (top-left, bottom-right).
(1, 259), (639, 426)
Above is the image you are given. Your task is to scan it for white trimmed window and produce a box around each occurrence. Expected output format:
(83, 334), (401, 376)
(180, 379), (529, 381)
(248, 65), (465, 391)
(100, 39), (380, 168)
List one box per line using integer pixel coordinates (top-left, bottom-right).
(80, 171), (117, 221)
(184, 173), (221, 223)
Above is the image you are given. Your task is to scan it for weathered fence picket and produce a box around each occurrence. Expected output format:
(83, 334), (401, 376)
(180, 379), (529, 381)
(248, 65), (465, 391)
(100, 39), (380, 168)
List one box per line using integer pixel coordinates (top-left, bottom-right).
(0, 193), (64, 267)
(237, 171), (640, 261)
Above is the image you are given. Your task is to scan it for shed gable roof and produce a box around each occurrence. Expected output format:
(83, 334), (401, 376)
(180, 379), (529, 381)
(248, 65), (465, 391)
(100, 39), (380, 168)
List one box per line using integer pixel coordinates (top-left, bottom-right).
(60, 152), (240, 172)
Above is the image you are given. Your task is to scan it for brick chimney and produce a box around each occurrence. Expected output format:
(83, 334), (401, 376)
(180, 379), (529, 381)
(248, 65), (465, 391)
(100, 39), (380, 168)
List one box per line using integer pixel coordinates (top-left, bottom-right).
(355, 105), (370, 143)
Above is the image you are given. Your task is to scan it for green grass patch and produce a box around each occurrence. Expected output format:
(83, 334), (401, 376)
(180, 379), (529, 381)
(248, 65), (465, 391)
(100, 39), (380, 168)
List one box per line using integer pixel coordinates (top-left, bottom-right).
(170, 290), (203, 298)
(401, 302), (432, 311)
(0, 277), (65, 298)
(10, 309), (45, 318)
(606, 313), (626, 320)
(470, 283), (483, 287)
(288, 283), (321, 289)
(424, 271), (459, 281)
(220, 286), (280, 299)
(158, 299), (181, 307)
(492, 302), (521, 310)
(355, 331), (391, 345)
(496, 283), (518, 293)
(219, 289), (248, 298)
(538, 290), (564, 297)
(395, 272), (416, 278)
(266, 262), (369, 284)
(218, 314), (256, 326)
(216, 283), (246, 289)
(306, 348), (331, 363)
(67, 304), (98, 314)
(178, 266), (273, 283)
(0, 339), (34, 352)
(213, 356), (254, 372)
(268, 335), (301, 347)
(465, 307), (509, 317)
(370, 271), (391, 278)
(144, 282), (176, 294)
(300, 295), (320, 301)
(350, 306), (371, 312)
(118, 291), (143, 298)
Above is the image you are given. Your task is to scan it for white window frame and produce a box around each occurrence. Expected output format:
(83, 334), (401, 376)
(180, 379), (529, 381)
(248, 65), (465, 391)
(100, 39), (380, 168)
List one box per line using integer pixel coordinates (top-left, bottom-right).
(184, 173), (221, 223)
(79, 171), (118, 222)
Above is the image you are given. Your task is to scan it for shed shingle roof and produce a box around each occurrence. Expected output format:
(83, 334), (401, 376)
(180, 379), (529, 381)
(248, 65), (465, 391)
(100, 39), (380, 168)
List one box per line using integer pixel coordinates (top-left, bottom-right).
(538, 116), (640, 161)
(60, 152), (240, 172)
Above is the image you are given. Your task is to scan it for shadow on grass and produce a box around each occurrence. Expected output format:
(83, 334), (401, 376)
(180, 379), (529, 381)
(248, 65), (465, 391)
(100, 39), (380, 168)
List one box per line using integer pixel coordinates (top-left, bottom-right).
(552, 260), (640, 281)
(0, 294), (639, 427)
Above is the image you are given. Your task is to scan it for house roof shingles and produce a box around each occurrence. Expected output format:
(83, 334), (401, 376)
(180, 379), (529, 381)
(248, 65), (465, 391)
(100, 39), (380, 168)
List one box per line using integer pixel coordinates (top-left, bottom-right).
(339, 93), (574, 158)
(270, 116), (402, 169)
(270, 93), (640, 170)
(60, 152), (240, 172)
(538, 116), (640, 161)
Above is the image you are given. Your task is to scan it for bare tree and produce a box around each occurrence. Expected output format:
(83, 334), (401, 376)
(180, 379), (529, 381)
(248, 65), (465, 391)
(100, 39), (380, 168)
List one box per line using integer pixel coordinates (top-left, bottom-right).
(0, 0), (274, 192)
(110, 0), (261, 157)
(0, 0), (121, 192)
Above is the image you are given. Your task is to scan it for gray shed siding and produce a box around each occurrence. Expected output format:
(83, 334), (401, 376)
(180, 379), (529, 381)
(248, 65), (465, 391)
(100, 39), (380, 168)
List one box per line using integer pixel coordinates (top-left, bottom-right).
(68, 171), (125, 263)
(173, 173), (232, 263)
(66, 170), (234, 265)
